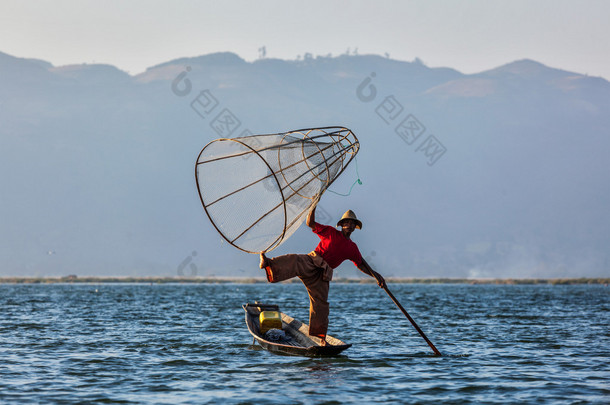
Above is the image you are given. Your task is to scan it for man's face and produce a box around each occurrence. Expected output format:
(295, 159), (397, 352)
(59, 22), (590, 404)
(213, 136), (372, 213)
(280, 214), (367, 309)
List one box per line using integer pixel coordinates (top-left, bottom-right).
(341, 219), (356, 234)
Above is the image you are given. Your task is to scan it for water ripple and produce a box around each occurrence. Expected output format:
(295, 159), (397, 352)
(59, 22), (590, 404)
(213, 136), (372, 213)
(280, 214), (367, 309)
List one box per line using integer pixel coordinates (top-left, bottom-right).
(0, 283), (608, 404)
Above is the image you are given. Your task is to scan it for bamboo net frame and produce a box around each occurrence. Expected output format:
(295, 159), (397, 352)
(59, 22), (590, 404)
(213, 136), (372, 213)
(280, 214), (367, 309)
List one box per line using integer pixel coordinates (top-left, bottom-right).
(195, 127), (359, 253)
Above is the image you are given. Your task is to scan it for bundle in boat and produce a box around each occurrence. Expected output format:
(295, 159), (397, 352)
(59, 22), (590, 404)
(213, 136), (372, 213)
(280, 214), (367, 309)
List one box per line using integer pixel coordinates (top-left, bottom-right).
(195, 127), (359, 253)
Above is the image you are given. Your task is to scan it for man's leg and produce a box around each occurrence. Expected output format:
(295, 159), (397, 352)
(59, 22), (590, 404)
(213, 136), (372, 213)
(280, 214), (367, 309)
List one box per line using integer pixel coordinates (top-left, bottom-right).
(261, 253), (311, 283)
(262, 254), (331, 344)
(300, 270), (330, 344)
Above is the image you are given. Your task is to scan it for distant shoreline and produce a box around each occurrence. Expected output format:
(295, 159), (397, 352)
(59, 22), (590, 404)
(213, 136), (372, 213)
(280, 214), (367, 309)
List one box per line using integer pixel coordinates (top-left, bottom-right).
(1, 277), (608, 285)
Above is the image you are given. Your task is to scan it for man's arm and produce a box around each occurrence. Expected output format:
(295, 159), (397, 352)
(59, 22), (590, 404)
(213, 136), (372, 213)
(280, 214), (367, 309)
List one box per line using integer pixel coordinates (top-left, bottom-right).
(306, 201), (318, 229)
(357, 258), (386, 288)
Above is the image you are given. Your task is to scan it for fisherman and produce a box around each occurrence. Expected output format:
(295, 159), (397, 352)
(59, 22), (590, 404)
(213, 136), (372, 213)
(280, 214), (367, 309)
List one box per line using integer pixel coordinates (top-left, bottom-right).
(259, 202), (386, 346)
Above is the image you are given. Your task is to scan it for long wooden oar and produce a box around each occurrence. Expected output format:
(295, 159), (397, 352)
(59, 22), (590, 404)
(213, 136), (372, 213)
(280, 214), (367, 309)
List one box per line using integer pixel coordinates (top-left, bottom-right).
(372, 275), (442, 356)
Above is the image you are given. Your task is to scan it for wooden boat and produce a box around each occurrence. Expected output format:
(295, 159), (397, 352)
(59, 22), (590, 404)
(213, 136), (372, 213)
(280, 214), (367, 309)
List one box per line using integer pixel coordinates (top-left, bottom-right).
(243, 303), (352, 356)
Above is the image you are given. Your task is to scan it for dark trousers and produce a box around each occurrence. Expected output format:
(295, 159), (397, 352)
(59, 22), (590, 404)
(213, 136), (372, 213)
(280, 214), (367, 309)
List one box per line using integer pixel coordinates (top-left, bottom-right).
(266, 252), (333, 337)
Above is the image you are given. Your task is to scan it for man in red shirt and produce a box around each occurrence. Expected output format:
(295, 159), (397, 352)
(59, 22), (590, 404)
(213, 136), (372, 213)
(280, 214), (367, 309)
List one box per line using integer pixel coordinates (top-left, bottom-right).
(259, 202), (386, 345)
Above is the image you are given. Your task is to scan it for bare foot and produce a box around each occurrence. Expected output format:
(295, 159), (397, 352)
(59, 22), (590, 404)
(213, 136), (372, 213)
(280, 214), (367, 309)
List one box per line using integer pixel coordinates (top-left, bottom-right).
(259, 253), (269, 269)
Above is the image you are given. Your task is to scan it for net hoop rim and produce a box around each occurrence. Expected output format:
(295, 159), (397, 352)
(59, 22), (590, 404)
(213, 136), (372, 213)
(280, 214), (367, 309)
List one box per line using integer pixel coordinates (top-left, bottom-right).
(195, 138), (288, 254)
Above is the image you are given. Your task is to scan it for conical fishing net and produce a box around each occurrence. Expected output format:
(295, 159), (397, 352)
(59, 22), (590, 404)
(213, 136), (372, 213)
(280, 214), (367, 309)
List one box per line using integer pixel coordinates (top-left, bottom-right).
(195, 127), (359, 253)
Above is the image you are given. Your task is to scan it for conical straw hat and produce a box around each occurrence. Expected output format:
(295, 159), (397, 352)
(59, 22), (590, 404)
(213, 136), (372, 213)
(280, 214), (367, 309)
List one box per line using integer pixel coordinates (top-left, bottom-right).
(336, 210), (362, 230)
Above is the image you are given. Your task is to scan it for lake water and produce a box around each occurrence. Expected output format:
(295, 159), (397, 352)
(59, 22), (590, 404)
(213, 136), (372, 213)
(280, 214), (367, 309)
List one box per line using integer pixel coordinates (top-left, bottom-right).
(0, 283), (608, 404)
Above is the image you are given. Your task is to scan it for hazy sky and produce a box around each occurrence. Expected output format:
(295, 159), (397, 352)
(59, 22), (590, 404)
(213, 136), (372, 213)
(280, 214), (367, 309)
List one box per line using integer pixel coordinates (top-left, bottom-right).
(1, 0), (609, 78)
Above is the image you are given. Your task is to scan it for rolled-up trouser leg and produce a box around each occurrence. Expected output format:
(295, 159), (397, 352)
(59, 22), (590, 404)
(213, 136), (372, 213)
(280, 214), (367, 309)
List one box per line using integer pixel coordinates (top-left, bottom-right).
(266, 254), (311, 283)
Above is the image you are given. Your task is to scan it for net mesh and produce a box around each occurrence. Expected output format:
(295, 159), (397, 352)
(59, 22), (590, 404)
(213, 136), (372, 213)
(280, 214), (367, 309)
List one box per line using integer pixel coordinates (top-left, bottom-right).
(195, 127), (359, 253)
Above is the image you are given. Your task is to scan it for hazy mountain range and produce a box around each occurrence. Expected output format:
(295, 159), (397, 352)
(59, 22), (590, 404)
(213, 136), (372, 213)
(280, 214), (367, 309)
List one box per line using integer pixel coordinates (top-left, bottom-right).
(1, 50), (608, 278)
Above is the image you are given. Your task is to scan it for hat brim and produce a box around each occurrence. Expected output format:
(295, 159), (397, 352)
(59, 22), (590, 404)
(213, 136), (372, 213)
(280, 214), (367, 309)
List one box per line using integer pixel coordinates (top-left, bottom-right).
(337, 218), (362, 230)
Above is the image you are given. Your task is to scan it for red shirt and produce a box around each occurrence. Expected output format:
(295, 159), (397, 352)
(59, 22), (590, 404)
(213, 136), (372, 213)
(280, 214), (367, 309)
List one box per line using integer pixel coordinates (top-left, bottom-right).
(312, 223), (363, 269)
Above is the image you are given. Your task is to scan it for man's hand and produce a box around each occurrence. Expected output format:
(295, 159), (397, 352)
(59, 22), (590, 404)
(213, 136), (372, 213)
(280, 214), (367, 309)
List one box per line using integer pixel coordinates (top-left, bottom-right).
(306, 197), (320, 229)
(372, 270), (386, 288)
(357, 259), (386, 288)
